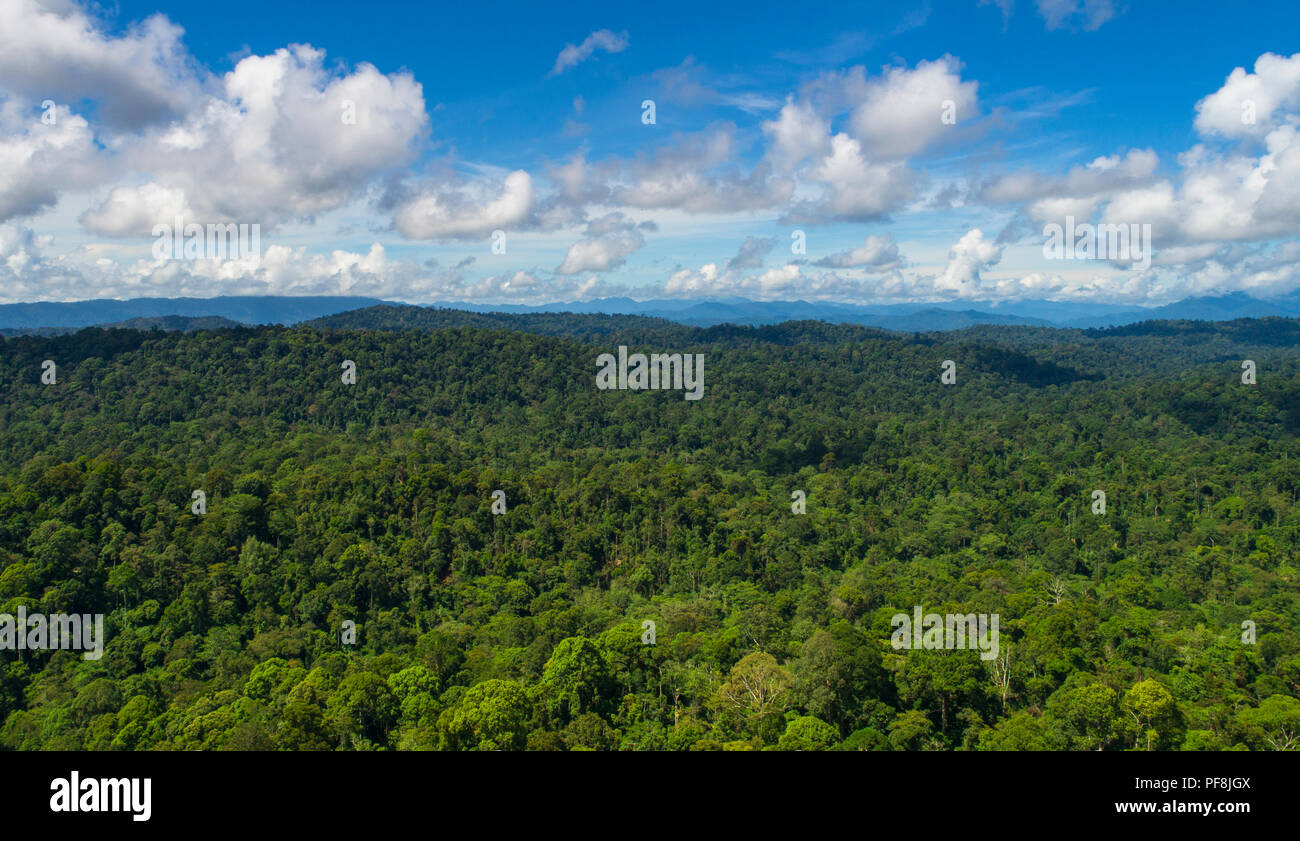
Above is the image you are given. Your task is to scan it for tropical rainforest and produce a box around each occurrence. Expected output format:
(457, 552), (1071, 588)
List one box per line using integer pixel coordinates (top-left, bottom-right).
(0, 305), (1298, 751)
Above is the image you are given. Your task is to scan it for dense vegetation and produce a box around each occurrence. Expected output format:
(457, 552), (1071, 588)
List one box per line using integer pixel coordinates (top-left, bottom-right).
(0, 312), (1297, 751)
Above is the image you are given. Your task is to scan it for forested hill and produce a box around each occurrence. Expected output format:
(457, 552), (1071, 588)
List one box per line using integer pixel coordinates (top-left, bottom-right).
(305, 304), (697, 343)
(311, 305), (1300, 379)
(0, 315), (1297, 751)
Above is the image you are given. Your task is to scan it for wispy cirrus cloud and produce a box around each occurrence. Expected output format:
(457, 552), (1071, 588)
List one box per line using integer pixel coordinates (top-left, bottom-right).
(549, 29), (628, 76)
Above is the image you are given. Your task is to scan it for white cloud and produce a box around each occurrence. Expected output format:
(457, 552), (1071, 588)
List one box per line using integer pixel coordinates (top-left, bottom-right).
(848, 57), (978, 160)
(663, 262), (723, 296)
(1097, 125), (1300, 246)
(979, 55), (1300, 275)
(549, 151), (613, 204)
(550, 29), (628, 76)
(726, 236), (776, 271)
(0, 222), (610, 304)
(1195, 52), (1300, 139)
(556, 212), (646, 274)
(658, 257), (907, 301)
(0, 101), (102, 222)
(980, 149), (1158, 206)
(799, 133), (917, 221)
(762, 98), (831, 169)
(814, 233), (901, 270)
(34, 42), (431, 237)
(597, 59), (975, 223)
(0, 0), (197, 131)
(395, 170), (535, 240)
(934, 228), (1003, 297)
(612, 125), (794, 212)
(7, 4), (1300, 309)
(78, 182), (194, 236)
(753, 59), (975, 222)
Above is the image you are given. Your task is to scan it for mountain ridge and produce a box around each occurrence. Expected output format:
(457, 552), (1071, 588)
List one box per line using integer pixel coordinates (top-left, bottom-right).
(3, 291), (1300, 334)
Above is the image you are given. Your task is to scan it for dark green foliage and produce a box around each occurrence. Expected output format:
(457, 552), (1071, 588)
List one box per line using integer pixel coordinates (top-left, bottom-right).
(0, 313), (1297, 750)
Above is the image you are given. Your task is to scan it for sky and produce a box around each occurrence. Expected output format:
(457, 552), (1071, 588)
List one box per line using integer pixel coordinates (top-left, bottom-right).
(2, 0), (1300, 307)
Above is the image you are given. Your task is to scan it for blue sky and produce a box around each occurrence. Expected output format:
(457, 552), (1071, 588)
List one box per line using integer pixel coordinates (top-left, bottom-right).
(129, 0), (1281, 160)
(2, 0), (1300, 306)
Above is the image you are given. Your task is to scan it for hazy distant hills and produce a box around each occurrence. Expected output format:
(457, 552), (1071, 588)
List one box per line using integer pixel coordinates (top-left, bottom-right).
(430, 291), (1300, 329)
(0, 296), (385, 332)
(1090, 291), (1300, 326)
(431, 296), (1059, 329)
(2, 291), (1300, 336)
(0, 315), (244, 337)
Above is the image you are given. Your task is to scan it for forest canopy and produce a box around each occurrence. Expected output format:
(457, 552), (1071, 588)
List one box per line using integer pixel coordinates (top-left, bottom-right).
(0, 311), (1297, 751)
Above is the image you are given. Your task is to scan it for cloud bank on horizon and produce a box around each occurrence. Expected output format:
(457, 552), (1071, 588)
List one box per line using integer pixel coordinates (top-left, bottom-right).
(2, 0), (1299, 308)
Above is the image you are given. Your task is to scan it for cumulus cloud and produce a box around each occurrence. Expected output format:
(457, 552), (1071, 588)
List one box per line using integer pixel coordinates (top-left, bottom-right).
(933, 228), (1003, 297)
(592, 58), (976, 223)
(395, 170), (535, 240)
(979, 149), (1159, 207)
(847, 57), (978, 160)
(0, 1), (431, 234)
(0, 0), (198, 131)
(814, 233), (901, 270)
(0, 221), (613, 304)
(10, 3), (1300, 309)
(1194, 52), (1300, 139)
(793, 133), (918, 221)
(556, 212), (646, 274)
(660, 259), (907, 301)
(550, 29), (628, 76)
(78, 45), (429, 235)
(1096, 72), (1300, 248)
(0, 32), (427, 238)
(976, 53), (1300, 282)
(726, 236), (776, 271)
(756, 59), (977, 222)
(0, 101), (103, 222)
(762, 98), (831, 170)
(549, 150), (613, 204)
(79, 183), (194, 236)
(612, 125), (794, 212)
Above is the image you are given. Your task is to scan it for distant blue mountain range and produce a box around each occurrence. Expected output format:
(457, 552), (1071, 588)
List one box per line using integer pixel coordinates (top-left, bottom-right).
(431, 291), (1300, 330)
(0, 296), (386, 330)
(2, 291), (1299, 334)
